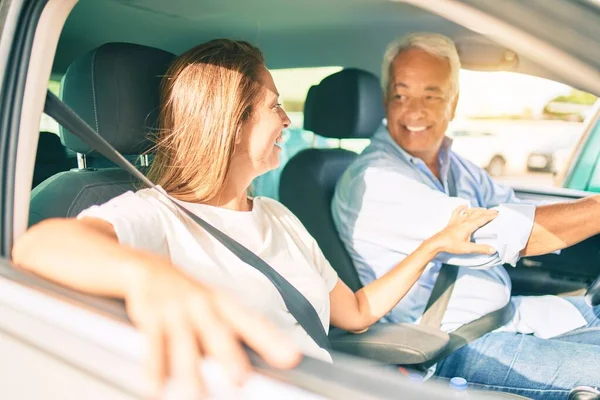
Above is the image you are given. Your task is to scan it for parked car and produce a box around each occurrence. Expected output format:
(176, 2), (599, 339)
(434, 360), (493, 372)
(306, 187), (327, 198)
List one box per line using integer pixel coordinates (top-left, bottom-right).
(527, 130), (583, 173)
(450, 120), (584, 177)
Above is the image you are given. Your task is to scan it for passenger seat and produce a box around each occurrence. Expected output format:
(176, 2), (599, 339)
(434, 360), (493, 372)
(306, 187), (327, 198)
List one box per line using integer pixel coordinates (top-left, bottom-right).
(29, 43), (175, 226)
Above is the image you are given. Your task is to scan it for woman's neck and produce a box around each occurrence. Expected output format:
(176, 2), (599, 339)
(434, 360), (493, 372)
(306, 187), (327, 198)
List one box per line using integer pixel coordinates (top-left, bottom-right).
(204, 175), (253, 212)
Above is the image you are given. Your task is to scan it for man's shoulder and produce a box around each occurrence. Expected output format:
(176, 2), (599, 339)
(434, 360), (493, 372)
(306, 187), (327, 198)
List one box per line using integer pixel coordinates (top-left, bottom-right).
(450, 150), (482, 170)
(342, 147), (409, 182)
(335, 148), (423, 206)
(449, 150), (493, 181)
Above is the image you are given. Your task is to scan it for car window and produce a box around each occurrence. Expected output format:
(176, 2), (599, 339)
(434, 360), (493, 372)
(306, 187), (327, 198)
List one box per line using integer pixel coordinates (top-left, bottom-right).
(32, 79), (77, 188)
(448, 70), (597, 187)
(256, 67), (598, 198)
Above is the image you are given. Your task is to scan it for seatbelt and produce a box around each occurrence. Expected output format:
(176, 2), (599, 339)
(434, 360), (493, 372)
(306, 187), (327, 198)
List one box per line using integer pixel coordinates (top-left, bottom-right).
(419, 264), (459, 328)
(419, 168), (460, 329)
(419, 167), (515, 368)
(43, 90), (331, 351)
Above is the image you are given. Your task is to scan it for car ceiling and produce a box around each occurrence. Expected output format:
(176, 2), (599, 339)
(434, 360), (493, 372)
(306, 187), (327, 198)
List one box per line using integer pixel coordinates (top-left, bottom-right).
(53, 0), (585, 87)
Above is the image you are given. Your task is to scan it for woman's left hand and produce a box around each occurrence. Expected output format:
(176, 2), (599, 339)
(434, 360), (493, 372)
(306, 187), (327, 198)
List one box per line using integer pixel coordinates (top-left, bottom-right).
(430, 205), (498, 255)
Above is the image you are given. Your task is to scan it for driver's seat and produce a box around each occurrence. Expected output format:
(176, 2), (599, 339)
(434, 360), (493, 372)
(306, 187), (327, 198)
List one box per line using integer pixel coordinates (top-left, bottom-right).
(280, 69), (384, 292)
(29, 43), (175, 226)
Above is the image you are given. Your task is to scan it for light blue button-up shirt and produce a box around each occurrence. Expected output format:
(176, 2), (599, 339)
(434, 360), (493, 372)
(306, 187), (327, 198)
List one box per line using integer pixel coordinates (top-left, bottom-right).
(331, 125), (586, 337)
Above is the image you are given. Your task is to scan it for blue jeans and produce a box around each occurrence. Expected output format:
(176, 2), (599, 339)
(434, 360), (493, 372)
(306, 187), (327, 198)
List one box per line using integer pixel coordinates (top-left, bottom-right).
(435, 297), (600, 399)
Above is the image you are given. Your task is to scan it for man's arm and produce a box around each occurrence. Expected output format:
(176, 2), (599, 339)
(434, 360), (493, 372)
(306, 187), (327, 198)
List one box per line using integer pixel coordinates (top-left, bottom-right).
(477, 163), (600, 257)
(522, 195), (600, 256)
(332, 166), (531, 271)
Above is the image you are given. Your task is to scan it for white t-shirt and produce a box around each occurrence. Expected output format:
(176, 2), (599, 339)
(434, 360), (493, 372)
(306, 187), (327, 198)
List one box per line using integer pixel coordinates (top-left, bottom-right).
(78, 188), (339, 362)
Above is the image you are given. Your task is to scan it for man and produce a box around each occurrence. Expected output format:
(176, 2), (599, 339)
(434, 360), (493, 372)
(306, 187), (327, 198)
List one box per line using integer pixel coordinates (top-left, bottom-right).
(332, 32), (600, 398)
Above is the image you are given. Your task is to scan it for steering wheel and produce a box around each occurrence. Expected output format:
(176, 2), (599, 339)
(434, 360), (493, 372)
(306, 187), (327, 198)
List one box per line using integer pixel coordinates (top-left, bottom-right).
(585, 274), (600, 307)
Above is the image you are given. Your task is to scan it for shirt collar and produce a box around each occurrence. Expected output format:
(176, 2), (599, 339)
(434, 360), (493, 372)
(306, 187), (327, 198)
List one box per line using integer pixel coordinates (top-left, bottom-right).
(372, 122), (454, 170)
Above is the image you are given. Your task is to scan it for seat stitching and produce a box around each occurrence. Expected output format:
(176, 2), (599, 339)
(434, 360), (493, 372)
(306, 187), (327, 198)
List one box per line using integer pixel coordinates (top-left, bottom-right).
(91, 48), (100, 134)
(66, 179), (134, 217)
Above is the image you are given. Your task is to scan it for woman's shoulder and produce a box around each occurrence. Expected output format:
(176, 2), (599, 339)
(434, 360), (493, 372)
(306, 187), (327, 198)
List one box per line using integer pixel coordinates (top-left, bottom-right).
(82, 187), (172, 217)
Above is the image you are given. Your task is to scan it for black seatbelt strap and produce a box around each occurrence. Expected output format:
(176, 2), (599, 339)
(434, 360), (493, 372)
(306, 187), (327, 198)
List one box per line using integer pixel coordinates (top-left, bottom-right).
(44, 90), (331, 350)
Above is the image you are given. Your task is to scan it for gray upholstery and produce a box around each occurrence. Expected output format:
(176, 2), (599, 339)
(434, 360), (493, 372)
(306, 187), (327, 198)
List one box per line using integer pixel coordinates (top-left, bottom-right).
(279, 69), (385, 292)
(329, 324), (450, 365)
(29, 169), (137, 226)
(60, 42), (175, 155)
(29, 43), (175, 226)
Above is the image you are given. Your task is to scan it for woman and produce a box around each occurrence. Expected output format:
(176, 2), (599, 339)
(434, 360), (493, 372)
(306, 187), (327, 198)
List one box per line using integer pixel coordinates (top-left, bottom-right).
(12, 39), (497, 397)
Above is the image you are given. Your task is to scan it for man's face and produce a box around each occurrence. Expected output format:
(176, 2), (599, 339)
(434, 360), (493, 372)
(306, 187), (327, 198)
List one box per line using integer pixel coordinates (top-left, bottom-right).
(385, 48), (457, 162)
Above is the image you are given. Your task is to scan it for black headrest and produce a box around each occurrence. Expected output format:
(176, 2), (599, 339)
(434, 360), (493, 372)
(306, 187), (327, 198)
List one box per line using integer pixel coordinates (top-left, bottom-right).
(303, 69), (385, 139)
(60, 43), (176, 155)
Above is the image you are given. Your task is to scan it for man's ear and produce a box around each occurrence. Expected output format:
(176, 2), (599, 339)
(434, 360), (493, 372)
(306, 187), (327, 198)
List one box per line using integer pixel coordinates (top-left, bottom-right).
(450, 91), (460, 120)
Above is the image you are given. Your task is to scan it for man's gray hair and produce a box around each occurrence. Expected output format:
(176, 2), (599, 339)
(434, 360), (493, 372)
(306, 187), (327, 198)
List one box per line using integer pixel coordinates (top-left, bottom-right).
(381, 32), (461, 100)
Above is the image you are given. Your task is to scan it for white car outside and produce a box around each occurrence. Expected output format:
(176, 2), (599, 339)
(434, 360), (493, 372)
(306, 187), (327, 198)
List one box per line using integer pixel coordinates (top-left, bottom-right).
(448, 119), (583, 176)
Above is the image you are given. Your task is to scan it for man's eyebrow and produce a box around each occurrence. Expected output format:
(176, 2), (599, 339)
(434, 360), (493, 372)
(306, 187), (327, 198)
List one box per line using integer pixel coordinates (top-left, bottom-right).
(424, 86), (443, 93)
(392, 83), (444, 94)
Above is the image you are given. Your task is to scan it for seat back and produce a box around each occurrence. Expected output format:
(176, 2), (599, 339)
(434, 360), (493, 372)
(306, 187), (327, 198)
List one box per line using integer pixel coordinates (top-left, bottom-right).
(279, 69), (385, 291)
(29, 43), (175, 226)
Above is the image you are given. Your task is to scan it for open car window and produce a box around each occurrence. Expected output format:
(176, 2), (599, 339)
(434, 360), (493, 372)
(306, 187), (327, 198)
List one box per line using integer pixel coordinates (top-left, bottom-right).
(3, 0), (600, 398)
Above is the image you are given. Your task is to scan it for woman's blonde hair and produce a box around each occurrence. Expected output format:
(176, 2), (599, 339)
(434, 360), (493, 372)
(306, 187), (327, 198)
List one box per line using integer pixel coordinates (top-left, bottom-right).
(146, 39), (265, 202)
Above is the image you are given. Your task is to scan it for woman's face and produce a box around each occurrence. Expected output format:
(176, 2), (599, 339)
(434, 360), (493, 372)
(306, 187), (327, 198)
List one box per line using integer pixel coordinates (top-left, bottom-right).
(236, 68), (291, 178)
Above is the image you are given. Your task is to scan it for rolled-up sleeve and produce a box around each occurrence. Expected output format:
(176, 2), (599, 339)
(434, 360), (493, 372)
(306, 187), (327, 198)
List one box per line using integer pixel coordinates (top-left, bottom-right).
(437, 202), (535, 268)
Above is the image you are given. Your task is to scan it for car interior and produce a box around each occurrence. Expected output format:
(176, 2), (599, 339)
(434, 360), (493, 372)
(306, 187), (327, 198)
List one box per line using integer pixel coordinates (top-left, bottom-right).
(5, 0), (600, 398)
(38, 0), (600, 302)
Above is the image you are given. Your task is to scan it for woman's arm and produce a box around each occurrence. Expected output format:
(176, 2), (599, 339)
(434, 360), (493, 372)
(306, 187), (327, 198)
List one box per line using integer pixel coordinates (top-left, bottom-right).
(12, 218), (300, 396)
(14, 217), (155, 297)
(329, 206), (497, 333)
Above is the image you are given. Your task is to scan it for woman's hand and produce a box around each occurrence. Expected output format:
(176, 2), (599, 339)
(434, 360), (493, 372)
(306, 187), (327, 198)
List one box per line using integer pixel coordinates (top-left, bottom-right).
(13, 218), (299, 398)
(429, 205), (498, 255)
(125, 256), (301, 398)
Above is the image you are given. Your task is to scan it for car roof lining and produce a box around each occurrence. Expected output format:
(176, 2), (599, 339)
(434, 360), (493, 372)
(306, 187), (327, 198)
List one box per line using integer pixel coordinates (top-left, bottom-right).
(52, 0), (575, 87)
